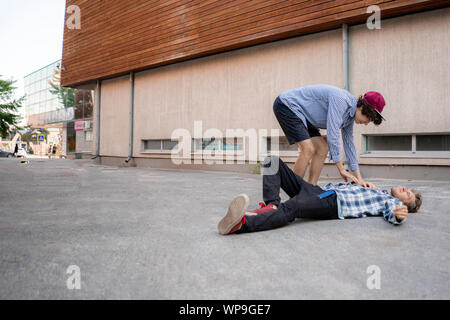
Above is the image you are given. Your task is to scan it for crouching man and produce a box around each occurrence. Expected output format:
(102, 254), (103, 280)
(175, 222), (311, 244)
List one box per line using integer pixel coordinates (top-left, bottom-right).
(218, 156), (422, 235)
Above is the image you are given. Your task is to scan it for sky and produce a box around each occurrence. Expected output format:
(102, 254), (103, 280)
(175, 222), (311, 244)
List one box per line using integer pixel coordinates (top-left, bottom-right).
(0, 0), (66, 99)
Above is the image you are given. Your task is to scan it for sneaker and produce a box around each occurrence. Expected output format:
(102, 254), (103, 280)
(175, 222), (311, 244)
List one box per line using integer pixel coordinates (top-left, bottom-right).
(218, 194), (249, 235)
(245, 202), (277, 216)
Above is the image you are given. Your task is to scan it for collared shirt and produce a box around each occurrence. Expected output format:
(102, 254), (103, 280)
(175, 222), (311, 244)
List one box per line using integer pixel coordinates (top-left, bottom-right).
(321, 183), (405, 225)
(279, 84), (359, 171)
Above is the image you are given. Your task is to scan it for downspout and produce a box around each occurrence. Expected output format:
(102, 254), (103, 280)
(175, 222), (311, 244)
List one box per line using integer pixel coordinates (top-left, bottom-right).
(125, 72), (135, 163)
(342, 24), (350, 171)
(92, 79), (101, 159)
(343, 23), (349, 91)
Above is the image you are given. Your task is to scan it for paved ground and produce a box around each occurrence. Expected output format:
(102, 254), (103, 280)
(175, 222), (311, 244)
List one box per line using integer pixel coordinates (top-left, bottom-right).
(0, 158), (449, 299)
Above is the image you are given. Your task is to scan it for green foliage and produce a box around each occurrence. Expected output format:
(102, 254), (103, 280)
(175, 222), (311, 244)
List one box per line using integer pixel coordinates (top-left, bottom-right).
(252, 163), (262, 175)
(48, 67), (75, 109)
(0, 75), (24, 138)
(49, 82), (75, 108)
(21, 126), (50, 143)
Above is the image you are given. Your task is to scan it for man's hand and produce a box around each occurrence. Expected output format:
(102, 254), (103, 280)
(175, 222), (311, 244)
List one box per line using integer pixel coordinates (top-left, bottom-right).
(359, 180), (377, 190)
(339, 169), (360, 185)
(393, 205), (408, 221)
(351, 169), (376, 189)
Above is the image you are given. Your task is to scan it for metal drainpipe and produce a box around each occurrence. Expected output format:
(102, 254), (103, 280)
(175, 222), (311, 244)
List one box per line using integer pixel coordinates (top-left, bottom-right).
(125, 72), (135, 163)
(92, 79), (101, 159)
(342, 23), (350, 171)
(343, 23), (349, 91)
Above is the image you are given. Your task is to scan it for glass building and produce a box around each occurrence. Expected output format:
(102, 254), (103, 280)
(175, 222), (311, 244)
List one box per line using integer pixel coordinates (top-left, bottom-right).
(23, 60), (94, 156)
(24, 60), (63, 116)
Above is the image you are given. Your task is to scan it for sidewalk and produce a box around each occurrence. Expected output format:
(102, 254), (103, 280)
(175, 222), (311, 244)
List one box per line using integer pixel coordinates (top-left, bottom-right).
(0, 158), (448, 299)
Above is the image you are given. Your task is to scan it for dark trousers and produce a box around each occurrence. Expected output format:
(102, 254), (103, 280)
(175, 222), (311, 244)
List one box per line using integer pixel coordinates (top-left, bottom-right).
(239, 156), (339, 233)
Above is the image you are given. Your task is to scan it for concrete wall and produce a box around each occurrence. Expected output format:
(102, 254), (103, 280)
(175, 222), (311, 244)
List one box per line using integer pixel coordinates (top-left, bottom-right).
(351, 8), (450, 166)
(98, 76), (130, 157)
(132, 29), (343, 145)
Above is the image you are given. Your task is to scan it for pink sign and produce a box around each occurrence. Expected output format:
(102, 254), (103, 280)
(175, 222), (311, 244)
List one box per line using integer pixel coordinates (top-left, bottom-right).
(75, 121), (84, 130)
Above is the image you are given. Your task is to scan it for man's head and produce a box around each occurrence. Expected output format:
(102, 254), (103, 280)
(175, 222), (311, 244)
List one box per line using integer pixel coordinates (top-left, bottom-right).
(355, 92), (385, 126)
(390, 186), (423, 213)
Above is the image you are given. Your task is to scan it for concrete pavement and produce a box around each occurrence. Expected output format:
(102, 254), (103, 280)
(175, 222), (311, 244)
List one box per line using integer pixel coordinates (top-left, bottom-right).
(0, 158), (449, 299)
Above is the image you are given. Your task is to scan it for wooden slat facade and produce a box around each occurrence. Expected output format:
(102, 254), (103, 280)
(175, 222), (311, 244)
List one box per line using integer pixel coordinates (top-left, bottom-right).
(61, 0), (450, 87)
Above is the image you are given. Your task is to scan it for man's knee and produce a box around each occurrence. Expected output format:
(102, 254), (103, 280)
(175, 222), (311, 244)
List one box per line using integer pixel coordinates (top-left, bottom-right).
(298, 140), (316, 158)
(315, 139), (328, 158)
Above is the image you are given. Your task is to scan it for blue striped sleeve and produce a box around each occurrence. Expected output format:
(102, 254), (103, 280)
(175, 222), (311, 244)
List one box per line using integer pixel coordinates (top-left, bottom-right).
(341, 121), (359, 171)
(383, 199), (406, 225)
(326, 96), (346, 163)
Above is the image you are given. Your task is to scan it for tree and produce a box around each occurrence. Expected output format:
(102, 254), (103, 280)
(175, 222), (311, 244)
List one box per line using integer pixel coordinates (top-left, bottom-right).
(0, 75), (24, 138)
(20, 126), (49, 144)
(48, 67), (75, 109)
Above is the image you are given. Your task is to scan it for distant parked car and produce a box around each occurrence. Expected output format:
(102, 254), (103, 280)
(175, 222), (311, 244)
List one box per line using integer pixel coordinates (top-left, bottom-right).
(0, 150), (14, 158)
(16, 148), (27, 158)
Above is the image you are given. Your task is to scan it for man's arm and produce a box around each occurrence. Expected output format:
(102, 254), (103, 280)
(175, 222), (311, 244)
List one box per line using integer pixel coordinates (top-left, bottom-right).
(341, 121), (375, 188)
(327, 96), (360, 184)
(335, 160), (360, 184)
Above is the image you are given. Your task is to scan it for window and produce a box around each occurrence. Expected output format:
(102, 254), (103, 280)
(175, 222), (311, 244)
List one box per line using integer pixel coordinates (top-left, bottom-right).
(363, 134), (450, 158)
(162, 139), (178, 151)
(85, 131), (93, 142)
(266, 136), (299, 155)
(191, 138), (244, 154)
(416, 135), (450, 151)
(144, 140), (163, 150)
(222, 137), (244, 152)
(142, 139), (178, 152)
(202, 138), (220, 151)
(366, 135), (411, 151)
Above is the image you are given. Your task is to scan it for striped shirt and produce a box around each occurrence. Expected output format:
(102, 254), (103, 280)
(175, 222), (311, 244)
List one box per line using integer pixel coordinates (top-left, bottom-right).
(279, 84), (359, 171)
(322, 183), (405, 225)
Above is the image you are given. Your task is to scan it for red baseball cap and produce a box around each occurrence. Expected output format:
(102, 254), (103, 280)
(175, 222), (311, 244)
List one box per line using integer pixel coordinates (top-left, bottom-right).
(363, 91), (386, 120)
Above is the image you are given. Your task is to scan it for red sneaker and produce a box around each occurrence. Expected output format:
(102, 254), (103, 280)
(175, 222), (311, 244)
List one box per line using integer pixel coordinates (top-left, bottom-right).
(246, 202), (277, 216)
(218, 194), (249, 235)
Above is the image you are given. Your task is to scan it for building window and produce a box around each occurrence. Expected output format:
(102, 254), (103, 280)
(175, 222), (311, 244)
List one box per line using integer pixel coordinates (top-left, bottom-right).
(222, 137), (244, 152)
(363, 134), (450, 158)
(201, 138), (220, 151)
(265, 136), (299, 156)
(162, 139), (178, 151)
(191, 138), (244, 154)
(142, 139), (178, 152)
(85, 131), (93, 142)
(144, 140), (162, 150)
(366, 135), (412, 151)
(416, 135), (450, 151)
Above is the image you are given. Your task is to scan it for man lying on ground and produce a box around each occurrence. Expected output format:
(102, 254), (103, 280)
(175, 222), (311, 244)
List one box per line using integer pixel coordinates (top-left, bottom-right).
(218, 156), (422, 235)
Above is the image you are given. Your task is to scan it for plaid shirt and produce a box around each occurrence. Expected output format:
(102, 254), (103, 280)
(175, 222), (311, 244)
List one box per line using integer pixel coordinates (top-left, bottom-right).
(322, 183), (405, 225)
